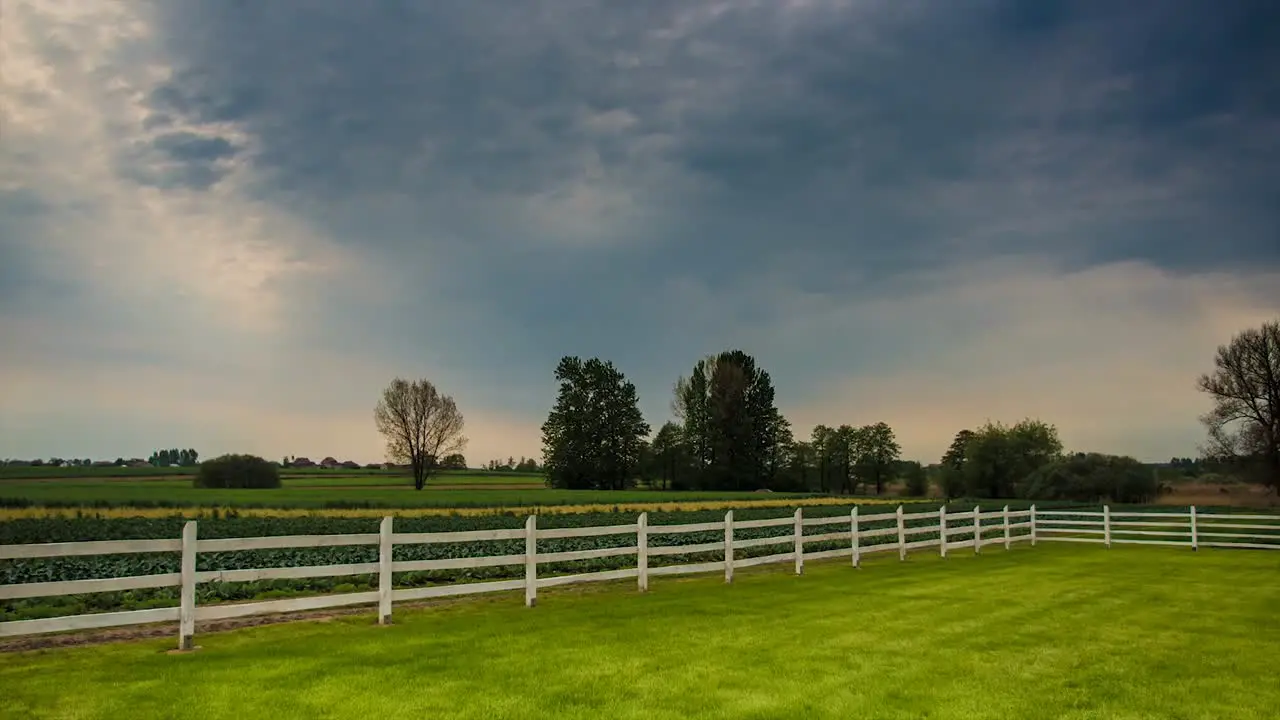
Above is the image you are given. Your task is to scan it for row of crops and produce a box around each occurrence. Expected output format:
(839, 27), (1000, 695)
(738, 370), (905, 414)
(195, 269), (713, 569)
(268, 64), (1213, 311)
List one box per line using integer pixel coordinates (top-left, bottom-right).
(0, 500), (1073, 621)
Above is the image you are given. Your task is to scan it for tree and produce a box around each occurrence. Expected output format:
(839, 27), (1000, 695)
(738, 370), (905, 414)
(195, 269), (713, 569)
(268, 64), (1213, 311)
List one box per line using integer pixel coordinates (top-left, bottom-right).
(962, 419), (1062, 498)
(374, 377), (467, 490)
(649, 422), (688, 490)
(900, 460), (928, 497)
(810, 425), (836, 493)
(782, 440), (817, 492)
(1022, 453), (1159, 503)
(674, 350), (787, 491)
(1197, 320), (1280, 491)
(439, 453), (468, 470)
(852, 422), (901, 495)
(542, 357), (650, 490)
(938, 429), (973, 499)
(195, 454), (280, 489)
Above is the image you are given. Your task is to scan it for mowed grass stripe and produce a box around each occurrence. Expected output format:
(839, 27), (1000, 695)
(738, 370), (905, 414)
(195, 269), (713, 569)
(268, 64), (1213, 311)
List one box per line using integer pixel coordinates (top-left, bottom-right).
(2, 545), (1276, 719)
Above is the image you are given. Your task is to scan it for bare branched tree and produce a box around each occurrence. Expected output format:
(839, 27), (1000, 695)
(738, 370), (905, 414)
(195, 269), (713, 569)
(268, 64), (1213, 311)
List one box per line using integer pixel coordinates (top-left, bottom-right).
(1197, 320), (1280, 491)
(375, 378), (467, 490)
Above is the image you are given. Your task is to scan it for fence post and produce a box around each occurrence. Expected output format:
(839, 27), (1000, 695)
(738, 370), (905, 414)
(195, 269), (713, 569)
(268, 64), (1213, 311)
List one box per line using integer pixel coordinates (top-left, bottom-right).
(897, 505), (906, 561)
(939, 505), (948, 558)
(1030, 504), (1037, 546)
(1003, 505), (1011, 550)
(851, 507), (860, 568)
(973, 505), (981, 554)
(724, 510), (734, 583)
(378, 516), (393, 625)
(525, 515), (537, 607)
(1104, 505), (1112, 548)
(794, 507), (804, 575)
(178, 520), (197, 651)
(637, 512), (649, 591)
(1189, 505), (1198, 551)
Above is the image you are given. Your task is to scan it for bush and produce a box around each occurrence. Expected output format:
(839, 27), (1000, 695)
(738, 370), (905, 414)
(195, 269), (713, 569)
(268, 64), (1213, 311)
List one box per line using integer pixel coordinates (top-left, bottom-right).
(1021, 453), (1157, 504)
(195, 454), (280, 489)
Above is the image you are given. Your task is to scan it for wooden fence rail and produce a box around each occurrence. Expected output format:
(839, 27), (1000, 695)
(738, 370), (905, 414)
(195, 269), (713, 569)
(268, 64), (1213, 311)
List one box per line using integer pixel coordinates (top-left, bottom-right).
(2, 504), (1276, 648)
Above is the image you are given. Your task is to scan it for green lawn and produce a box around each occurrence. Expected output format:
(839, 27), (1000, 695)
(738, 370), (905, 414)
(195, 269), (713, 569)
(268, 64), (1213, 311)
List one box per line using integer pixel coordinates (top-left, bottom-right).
(3, 545), (1277, 719)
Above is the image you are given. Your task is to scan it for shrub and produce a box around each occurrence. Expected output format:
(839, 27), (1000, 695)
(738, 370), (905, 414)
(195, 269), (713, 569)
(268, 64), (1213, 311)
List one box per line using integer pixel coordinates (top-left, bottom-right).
(1021, 453), (1157, 504)
(195, 454), (281, 489)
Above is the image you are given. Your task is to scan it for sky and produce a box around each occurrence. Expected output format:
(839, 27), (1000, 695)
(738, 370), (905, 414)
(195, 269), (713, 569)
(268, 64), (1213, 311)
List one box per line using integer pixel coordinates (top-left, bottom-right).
(2, 0), (1278, 467)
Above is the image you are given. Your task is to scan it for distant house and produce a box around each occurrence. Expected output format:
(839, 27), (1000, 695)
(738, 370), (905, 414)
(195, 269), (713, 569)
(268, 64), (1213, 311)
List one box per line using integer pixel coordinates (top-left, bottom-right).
(320, 457), (340, 469)
(129, 460), (150, 468)
(340, 460), (361, 470)
(292, 457), (316, 468)
(91, 460), (113, 467)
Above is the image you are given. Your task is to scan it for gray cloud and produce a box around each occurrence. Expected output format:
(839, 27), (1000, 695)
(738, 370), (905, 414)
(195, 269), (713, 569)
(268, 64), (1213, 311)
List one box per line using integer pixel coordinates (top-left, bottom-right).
(3, 0), (1278, 464)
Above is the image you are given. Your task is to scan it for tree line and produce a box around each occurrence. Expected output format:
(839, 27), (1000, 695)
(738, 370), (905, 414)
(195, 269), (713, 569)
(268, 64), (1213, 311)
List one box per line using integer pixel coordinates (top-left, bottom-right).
(375, 318), (1279, 498)
(149, 448), (199, 467)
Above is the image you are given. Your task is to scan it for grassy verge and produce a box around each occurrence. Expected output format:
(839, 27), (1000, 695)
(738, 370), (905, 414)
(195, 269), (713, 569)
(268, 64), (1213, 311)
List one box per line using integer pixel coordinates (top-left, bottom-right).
(2, 545), (1277, 719)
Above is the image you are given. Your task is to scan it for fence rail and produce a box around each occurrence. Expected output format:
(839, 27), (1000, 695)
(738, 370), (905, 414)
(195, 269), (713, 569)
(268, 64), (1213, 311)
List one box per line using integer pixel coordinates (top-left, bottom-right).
(2, 504), (1276, 648)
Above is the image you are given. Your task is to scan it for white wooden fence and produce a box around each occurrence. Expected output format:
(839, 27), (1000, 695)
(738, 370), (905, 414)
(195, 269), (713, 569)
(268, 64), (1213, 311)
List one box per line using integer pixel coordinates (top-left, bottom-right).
(1036, 506), (1280, 551)
(1, 504), (1275, 648)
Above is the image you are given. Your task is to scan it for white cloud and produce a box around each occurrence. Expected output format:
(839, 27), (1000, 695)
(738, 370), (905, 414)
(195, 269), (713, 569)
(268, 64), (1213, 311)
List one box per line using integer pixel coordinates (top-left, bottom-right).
(1, 0), (358, 339)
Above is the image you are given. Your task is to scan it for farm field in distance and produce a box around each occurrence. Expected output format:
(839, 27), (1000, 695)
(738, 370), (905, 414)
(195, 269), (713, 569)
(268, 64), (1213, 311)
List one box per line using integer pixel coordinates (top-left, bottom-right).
(0, 481), (815, 510)
(0, 468), (822, 510)
(3, 545), (1277, 719)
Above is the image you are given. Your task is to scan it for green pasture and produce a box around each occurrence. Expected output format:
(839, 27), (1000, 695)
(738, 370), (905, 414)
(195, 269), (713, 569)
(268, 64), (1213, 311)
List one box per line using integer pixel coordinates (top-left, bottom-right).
(0, 478), (806, 509)
(2, 545), (1277, 719)
(0, 465), (542, 484)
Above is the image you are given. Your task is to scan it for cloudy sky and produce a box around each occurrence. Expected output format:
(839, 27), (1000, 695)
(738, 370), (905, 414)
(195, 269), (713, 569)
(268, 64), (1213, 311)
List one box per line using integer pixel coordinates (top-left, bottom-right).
(2, 0), (1277, 466)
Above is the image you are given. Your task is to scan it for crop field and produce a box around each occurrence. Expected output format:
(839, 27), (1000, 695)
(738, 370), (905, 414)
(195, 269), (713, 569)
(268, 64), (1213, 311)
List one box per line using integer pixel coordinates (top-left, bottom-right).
(0, 502), (942, 622)
(0, 474), (808, 510)
(2, 467), (546, 486)
(2, 545), (1277, 719)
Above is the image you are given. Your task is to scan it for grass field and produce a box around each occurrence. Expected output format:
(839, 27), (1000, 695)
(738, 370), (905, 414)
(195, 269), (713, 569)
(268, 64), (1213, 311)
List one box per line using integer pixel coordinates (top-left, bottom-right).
(0, 469), (824, 510)
(0, 480), (814, 509)
(0, 468), (546, 486)
(2, 545), (1277, 719)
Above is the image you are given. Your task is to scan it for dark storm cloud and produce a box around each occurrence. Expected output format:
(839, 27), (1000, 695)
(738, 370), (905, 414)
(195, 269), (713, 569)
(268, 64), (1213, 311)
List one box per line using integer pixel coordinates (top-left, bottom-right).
(122, 0), (1280, 415)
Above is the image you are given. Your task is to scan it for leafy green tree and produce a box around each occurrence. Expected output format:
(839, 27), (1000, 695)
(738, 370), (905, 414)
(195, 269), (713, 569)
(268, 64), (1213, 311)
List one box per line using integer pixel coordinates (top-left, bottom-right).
(673, 350), (787, 490)
(938, 429), (973, 499)
(672, 355), (715, 471)
(1023, 453), (1159, 503)
(542, 357), (650, 490)
(962, 419), (1062, 498)
(440, 453), (468, 470)
(833, 425), (857, 494)
(196, 454), (280, 489)
(810, 425), (836, 493)
(900, 460), (928, 497)
(1197, 319), (1280, 490)
(853, 422), (901, 495)
(649, 421), (688, 490)
(783, 440), (817, 492)
(374, 377), (468, 490)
